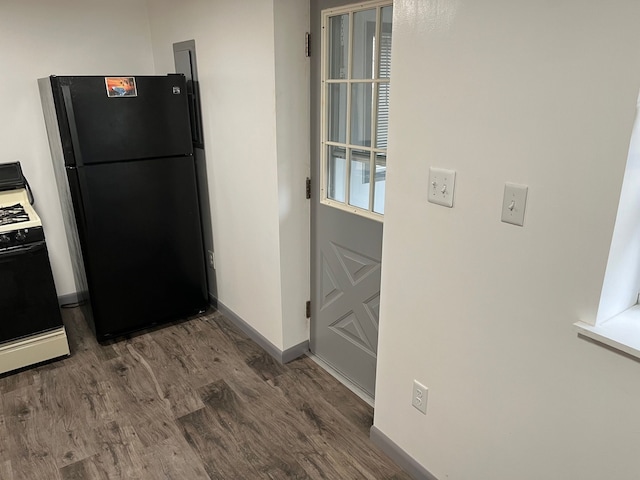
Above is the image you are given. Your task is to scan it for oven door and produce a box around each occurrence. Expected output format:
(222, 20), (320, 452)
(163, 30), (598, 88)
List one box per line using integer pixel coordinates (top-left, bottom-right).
(0, 241), (63, 343)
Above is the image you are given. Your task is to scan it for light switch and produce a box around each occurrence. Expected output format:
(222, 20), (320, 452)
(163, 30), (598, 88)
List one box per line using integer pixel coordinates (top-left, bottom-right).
(428, 167), (456, 208)
(501, 183), (528, 226)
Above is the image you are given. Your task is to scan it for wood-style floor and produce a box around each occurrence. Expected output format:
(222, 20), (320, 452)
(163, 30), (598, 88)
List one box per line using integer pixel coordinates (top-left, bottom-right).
(0, 307), (411, 479)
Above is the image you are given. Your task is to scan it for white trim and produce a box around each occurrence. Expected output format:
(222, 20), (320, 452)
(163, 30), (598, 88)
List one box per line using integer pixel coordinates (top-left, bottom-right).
(575, 304), (640, 359)
(325, 78), (389, 84)
(325, 140), (386, 153)
(322, 0), (392, 17)
(369, 6), (381, 211)
(321, 197), (384, 222)
(344, 9), (353, 207)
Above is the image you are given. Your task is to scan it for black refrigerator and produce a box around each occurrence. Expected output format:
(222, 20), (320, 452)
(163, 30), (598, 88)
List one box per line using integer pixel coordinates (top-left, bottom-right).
(39, 75), (208, 341)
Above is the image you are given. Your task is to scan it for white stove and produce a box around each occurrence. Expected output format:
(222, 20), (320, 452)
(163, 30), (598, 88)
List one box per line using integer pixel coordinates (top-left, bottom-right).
(0, 188), (40, 232)
(0, 165), (70, 375)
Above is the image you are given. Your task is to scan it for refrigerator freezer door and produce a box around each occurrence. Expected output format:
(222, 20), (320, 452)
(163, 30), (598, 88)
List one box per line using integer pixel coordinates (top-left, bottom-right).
(53, 75), (193, 166)
(75, 157), (207, 339)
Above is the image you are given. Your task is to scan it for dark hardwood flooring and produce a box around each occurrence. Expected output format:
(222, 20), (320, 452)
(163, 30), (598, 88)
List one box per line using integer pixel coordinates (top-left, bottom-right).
(0, 307), (410, 479)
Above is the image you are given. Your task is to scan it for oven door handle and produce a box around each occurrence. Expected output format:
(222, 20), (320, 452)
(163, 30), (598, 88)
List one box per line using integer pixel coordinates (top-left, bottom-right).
(0, 241), (46, 259)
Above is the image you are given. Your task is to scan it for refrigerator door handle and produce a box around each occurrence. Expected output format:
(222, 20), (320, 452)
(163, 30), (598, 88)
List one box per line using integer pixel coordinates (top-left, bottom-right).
(67, 166), (91, 234)
(61, 85), (84, 167)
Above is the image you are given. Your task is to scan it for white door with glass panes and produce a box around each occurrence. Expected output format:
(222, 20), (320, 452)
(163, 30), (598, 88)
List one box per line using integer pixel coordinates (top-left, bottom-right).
(310, 0), (392, 398)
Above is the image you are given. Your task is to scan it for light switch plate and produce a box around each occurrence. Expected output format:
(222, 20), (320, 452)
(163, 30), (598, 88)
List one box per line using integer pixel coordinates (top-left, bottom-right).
(501, 183), (528, 226)
(428, 167), (456, 207)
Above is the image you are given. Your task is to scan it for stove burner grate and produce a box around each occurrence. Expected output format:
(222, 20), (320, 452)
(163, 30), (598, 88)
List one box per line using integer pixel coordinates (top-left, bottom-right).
(0, 203), (29, 226)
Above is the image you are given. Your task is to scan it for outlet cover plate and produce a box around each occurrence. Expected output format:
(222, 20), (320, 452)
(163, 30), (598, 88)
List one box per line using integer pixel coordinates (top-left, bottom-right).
(428, 167), (456, 207)
(412, 380), (428, 414)
(501, 183), (528, 226)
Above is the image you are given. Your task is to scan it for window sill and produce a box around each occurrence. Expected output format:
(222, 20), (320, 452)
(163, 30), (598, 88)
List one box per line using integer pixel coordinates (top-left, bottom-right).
(575, 304), (640, 359)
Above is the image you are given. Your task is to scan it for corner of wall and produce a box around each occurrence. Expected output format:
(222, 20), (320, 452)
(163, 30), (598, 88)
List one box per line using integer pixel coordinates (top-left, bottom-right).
(273, 0), (311, 349)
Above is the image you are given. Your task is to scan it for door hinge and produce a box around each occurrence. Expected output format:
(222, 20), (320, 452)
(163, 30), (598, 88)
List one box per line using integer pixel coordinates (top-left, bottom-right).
(306, 177), (311, 199)
(305, 32), (311, 57)
(306, 300), (311, 319)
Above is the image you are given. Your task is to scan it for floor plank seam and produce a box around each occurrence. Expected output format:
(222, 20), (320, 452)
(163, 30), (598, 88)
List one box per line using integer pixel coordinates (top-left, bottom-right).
(0, 307), (412, 480)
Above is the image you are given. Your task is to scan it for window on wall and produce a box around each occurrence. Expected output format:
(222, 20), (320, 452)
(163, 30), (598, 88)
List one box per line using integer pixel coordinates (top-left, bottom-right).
(321, 1), (393, 220)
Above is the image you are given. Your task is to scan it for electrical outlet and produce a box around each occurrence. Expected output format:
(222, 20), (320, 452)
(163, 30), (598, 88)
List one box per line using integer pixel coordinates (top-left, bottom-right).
(412, 380), (428, 414)
(208, 250), (215, 269)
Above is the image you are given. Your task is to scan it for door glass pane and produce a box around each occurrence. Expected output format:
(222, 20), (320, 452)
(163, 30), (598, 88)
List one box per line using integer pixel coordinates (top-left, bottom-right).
(373, 152), (386, 214)
(328, 83), (347, 143)
(322, 3), (392, 218)
(349, 149), (371, 209)
(350, 83), (373, 147)
(327, 145), (346, 202)
(379, 6), (393, 79)
(329, 14), (349, 79)
(376, 83), (389, 149)
(352, 9), (376, 79)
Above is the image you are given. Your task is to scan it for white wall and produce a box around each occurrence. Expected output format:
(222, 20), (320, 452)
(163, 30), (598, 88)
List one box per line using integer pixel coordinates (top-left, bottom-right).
(374, 1), (640, 479)
(274, 0), (311, 348)
(0, 0), (308, 353)
(145, 0), (309, 351)
(0, 0), (155, 296)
